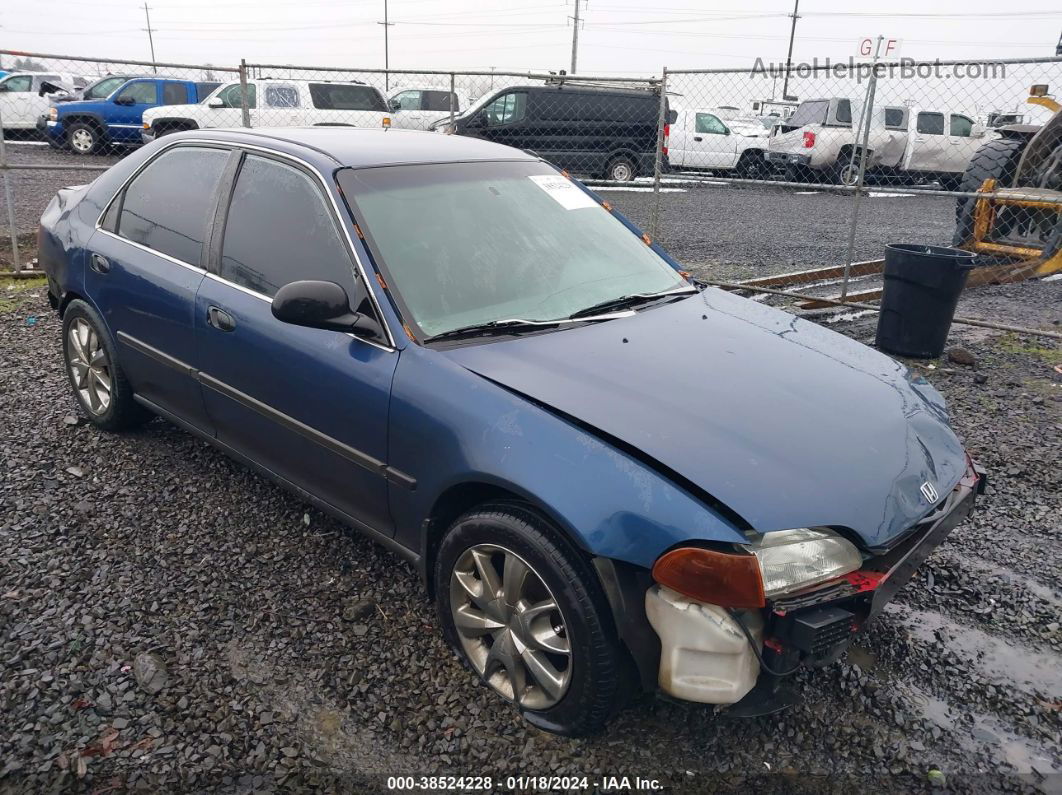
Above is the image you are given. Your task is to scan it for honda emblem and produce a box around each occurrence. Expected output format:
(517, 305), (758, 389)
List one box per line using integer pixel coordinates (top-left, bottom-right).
(920, 481), (938, 503)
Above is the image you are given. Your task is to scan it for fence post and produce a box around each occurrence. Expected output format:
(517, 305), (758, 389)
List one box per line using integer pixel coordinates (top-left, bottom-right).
(239, 59), (252, 128)
(648, 67), (668, 241)
(0, 103), (20, 273)
(449, 73), (456, 128)
(840, 37), (882, 302)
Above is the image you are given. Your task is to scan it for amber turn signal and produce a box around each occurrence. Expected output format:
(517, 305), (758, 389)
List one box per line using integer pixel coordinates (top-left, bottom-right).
(651, 546), (766, 608)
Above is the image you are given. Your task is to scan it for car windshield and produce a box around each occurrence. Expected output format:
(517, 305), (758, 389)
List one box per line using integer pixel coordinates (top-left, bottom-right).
(87, 76), (127, 100)
(337, 161), (688, 339)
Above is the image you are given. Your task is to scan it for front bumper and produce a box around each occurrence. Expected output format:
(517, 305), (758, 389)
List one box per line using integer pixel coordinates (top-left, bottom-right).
(141, 127), (156, 144)
(646, 457), (984, 704)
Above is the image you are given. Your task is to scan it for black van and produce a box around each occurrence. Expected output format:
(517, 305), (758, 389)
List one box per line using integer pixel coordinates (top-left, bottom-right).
(440, 84), (666, 182)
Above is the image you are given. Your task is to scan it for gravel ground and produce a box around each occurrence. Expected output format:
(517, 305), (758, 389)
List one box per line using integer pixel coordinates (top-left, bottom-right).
(1, 271), (1059, 793)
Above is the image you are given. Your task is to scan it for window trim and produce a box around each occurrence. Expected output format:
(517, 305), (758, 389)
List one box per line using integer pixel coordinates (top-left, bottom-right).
(96, 136), (395, 351)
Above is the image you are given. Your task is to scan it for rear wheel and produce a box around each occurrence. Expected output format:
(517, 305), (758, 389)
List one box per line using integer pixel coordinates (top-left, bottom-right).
(66, 121), (102, 155)
(605, 155), (637, 182)
(435, 502), (625, 736)
(953, 137), (1026, 246)
(831, 153), (863, 187)
(62, 300), (151, 431)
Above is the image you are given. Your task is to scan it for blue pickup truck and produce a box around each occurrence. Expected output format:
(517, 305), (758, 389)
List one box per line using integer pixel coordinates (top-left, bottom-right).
(41, 77), (220, 155)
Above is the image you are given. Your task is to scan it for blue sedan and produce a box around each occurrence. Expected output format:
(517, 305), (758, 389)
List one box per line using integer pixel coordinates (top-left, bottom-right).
(38, 128), (983, 735)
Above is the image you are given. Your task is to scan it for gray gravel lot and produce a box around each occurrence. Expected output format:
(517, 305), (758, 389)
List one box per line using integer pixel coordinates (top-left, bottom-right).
(1, 273), (1059, 793)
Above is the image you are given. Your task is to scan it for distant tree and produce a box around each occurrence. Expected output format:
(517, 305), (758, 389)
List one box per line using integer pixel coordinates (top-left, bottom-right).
(203, 64), (217, 81)
(13, 57), (45, 71)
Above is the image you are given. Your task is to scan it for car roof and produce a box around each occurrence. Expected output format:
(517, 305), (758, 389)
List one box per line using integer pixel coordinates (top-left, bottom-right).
(176, 127), (539, 169)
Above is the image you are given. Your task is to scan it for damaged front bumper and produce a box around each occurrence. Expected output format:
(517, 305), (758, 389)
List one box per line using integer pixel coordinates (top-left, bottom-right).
(645, 458), (985, 706)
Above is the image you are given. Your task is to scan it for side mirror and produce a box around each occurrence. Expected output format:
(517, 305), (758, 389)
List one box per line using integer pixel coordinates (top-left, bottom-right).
(389, 99), (401, 112)
(465, 114), (485, 129)
(207, 98), (225, 108)
(271, 279), (382, 339)
(114, 95), (134, 106)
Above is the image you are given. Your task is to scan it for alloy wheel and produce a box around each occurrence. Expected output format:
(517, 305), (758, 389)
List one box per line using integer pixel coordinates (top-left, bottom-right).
(449, 544), (572, 710)
(70, 128), (95, 154)
(67, 318), (111, 414)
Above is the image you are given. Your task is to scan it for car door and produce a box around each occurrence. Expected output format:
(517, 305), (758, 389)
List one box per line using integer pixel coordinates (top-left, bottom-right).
(110, 79), (159, 137)
(419, 89), (458, 130)
(87, 144), (232, 430)
(904, 110), (949, 175)
(195, 151), (397, 533)
(207, 82), (258, 128)
(0, 75), (36, 128)
(945, 113), (981, 174)
(390, 89), (424, 129)
(689, 112), (738, 169)
(261, 83), (302, 127)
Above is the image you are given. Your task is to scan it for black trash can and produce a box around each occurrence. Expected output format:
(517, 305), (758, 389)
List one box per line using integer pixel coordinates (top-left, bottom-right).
(875, 243), (975, 358)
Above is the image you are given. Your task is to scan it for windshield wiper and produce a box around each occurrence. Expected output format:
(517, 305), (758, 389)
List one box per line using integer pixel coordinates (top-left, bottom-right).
(567, 287), (696, 320)
(424, 318), (560, 342)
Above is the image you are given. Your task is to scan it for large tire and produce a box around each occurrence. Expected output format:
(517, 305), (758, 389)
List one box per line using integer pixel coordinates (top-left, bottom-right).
(62, 300), (152, 431)
(952, 137), (1026, 246)
(435, 502), (625, 736)
(66, 121), (103, 156)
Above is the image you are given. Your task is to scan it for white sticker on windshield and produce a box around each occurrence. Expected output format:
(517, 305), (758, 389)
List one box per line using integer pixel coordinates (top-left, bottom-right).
(529, 175), (599, 210)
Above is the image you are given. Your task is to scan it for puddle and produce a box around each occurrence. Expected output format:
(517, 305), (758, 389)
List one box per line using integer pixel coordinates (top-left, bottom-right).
(951, 554), (1062, 609)
(900, 682), (1061, 780)
(887, 605), (1062, 698)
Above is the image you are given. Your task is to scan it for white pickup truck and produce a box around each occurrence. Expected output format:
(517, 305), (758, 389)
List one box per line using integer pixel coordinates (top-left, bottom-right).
(388, 86), (464, 130)
(0, 72), (85, 130)
(766, 97), (990, 188)
(667, 108), (771, 177)
(141, 79), (391, 141)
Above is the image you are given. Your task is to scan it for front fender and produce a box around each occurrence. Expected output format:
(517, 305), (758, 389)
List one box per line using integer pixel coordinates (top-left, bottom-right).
(388, 345), (748, 570)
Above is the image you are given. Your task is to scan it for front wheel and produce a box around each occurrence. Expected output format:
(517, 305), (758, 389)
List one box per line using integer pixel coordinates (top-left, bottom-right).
(435, 503), (625, 736)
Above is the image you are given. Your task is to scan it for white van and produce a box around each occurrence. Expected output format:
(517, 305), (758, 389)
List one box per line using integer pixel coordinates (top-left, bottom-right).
(142, 79), (391, 141)
(667, 108), (770, 177)
(388, 86), (464, 130)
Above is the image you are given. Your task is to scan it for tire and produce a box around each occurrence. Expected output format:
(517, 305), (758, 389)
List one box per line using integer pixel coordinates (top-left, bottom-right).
(62, 300), (151, 431)
(952, 137), (1026, 246)
(66, 121), (102, 155)
(735, 150), (769, 180)
(435, 502), (625, 736)
(784, 164), (813, 183)
(830, 153), (863, 187)
(604, 155), (637, 183)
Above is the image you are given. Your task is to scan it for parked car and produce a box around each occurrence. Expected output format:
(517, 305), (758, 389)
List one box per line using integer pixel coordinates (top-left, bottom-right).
(388, 85), (463, 130)
(141, 79), (390, 141)
(38, 128), (983, 736)
(667, 108), (770, 177)
(42, 77), (220, 154)
(0, 72), (85, 130)
(766, 97), (989, 188)
(435, 84), (667, 182)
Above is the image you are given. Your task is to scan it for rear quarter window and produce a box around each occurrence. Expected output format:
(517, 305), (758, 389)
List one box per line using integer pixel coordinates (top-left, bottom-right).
(309, 83), (387, 111)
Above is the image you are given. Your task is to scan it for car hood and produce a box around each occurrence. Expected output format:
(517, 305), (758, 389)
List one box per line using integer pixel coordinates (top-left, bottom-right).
(143, 103), (199, 120)
(442, 288), (967, 548)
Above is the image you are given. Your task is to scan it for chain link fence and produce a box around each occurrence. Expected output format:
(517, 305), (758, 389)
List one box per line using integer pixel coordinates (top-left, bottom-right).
(1, 48), (1059, 338)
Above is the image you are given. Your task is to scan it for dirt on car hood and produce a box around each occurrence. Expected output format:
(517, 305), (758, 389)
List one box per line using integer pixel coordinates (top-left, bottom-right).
(442, 288), (968, 548)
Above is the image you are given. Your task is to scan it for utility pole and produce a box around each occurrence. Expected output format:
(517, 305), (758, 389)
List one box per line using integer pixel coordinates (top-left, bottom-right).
(569, 0), (582, 75)
(378, 0), (395, 91)
(142, 2), (157, 74)
(781, 0), (799, 101)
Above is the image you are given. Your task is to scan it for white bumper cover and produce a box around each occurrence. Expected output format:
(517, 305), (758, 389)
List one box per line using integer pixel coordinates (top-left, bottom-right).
(645, 585), (762, 704)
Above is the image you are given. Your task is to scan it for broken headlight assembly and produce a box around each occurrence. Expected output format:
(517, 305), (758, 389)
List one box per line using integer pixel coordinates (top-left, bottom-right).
(651, 528), (863, 608)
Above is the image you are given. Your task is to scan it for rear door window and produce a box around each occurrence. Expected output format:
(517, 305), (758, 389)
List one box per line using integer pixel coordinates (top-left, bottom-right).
(916, 112), (945, 135)
(786, 100), (829, 128)
(162, 82), (188, 105)
(219, 155), (353, 297)
(265, 84), (300, 108)
(114, 146), (229, 266)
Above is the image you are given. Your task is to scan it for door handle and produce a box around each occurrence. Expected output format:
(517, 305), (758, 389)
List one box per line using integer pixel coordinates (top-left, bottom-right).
(207, 305), (236, 332)
(693, 136), (703, 142)
(90, 253), (110, 274)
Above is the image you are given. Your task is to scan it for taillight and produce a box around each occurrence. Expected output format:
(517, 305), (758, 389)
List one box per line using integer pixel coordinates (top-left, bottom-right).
(802, 130), (816, 148)
(651, 546), (766, 608)
(662, 123), (670, 156)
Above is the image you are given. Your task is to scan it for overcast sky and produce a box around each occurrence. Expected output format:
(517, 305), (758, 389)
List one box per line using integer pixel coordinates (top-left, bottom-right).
(2, 0), (1060, 76)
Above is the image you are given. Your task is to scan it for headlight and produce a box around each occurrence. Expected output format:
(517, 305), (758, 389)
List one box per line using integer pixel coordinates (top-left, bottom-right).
(48, 108), (58, 121)
(750, 528), (862, 598)
(652, 528), (862, 608)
